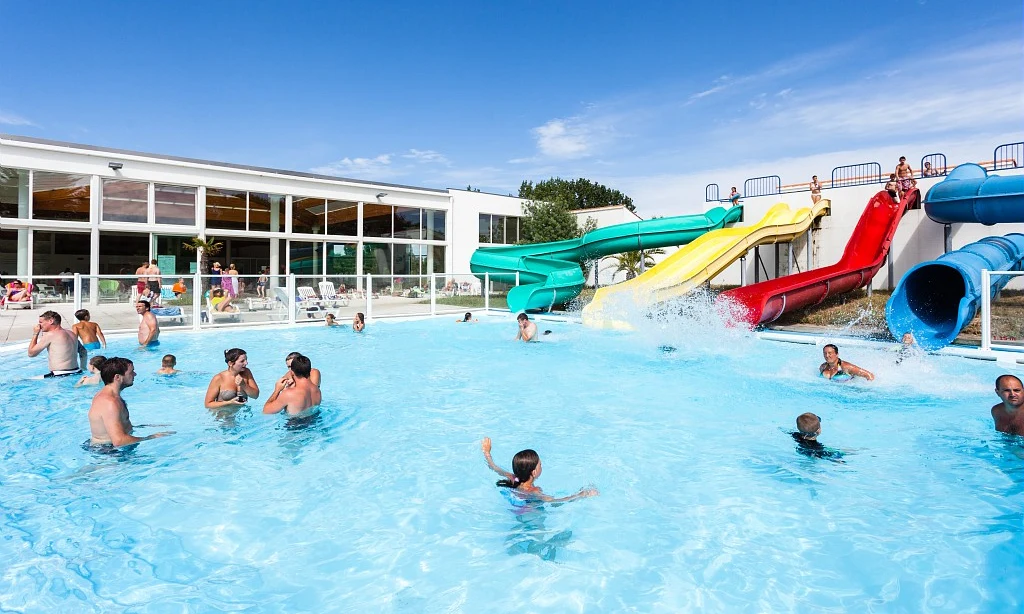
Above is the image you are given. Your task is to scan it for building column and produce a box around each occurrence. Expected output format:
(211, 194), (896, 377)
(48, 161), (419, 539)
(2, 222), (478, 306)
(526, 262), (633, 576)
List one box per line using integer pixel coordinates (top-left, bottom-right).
(269, 238), (280, 289)
(356, 201), (364, 290)
(16, 229), (29, 277)
(89, 174), (100, 305)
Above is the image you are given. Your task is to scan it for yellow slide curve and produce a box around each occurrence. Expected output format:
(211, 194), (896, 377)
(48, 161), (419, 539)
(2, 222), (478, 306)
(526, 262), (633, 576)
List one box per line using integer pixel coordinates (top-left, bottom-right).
(582, 199), (831, 329)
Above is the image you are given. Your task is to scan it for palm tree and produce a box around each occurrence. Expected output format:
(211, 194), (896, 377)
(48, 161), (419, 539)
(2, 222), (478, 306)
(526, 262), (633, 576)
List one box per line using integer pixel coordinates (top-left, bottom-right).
(182, 236), (224, 276)
(604, 248), (665, 280)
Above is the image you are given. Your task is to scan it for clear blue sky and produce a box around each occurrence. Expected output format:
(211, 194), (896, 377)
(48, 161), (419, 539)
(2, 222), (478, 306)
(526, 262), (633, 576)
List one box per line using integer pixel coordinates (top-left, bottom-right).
(2, 0), (1021, 214)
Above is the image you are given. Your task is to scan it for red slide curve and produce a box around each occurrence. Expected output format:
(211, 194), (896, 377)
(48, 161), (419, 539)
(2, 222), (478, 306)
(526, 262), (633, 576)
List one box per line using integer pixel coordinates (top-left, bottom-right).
(716, 188), (919, 327)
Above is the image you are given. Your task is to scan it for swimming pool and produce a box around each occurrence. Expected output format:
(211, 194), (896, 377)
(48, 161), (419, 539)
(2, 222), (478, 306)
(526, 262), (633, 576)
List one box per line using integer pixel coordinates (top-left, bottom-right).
(1, 314), (1022, 612)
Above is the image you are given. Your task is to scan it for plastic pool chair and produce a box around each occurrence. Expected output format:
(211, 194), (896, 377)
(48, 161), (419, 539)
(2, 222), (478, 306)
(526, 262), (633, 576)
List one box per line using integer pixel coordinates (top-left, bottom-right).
(317, 281), (350, 308)
(98, 279), (120, 300)
(3, 283), (34, 310)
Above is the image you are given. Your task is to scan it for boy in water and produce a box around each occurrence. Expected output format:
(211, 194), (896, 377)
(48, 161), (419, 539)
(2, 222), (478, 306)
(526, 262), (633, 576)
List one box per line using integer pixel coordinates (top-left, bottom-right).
(324, 314), (339, 327)
(992, 374), (1024, 435)
(157, 354), (179, 375)
(792, 413), (844, 461)
(71, 309), (107, 350)
(76, 355), (107, 387)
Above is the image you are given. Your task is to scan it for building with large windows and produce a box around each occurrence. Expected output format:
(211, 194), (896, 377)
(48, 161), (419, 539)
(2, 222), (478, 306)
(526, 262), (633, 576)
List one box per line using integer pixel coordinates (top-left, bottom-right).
(0, 134), (527, 292)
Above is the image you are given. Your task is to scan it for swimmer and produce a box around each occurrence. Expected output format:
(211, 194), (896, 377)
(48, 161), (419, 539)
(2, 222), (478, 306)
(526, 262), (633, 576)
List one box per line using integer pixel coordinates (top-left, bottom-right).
(284, 351), (321, 387)
(28, 311), (88, 377)
(991, 374), (1024, 435)
(87, 357), (175, 447)
(456, 312), (478, 323)
(352, 312), (365, 332)
(515, 313), (538, 342)
(157, 354), (179, 375)
(136, 300), (160, 347)
(792, 413), (844, 461)
(481, 437), (598, 503)
(204, 348), (260, 409)
(76, 355), (107, 387)
(71, 309), (107, 350)
(819, 344), (874, 381)
(263, 354), (321, 415)
(324, 313), (339, 326)
(895, 332), (917, 365)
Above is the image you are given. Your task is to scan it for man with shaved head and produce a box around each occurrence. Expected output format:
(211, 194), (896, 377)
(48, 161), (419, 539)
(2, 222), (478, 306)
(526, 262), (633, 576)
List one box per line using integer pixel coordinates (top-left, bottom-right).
(992, 374), (1024, 435)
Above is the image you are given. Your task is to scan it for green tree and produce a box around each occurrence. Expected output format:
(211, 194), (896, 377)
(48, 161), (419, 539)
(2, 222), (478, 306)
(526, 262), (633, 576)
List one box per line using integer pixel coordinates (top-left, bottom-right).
(182, 236), (224, 275)
(519, 177), (634, 212)
(519, 198), (584, 244)
(604, 248), (665, 280)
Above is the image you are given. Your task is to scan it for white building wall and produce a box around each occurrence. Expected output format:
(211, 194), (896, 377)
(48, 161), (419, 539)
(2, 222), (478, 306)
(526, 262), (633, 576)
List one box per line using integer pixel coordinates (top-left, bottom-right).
(449, 189), (524, 274)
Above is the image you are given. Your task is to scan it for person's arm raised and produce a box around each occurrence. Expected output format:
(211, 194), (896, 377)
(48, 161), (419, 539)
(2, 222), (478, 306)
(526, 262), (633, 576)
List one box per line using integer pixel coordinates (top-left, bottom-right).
(262, 380), (289, 414)
(481, 437), (514, 480)
(241, 369), (260, 399)
(27, 325), (50, 357)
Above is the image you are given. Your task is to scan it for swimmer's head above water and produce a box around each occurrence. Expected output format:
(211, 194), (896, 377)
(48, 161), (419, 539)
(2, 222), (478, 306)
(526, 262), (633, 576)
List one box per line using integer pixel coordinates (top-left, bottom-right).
(796, 412), (821, 441)
(463, 312), (472, 322)
(496, 448), (541, 488)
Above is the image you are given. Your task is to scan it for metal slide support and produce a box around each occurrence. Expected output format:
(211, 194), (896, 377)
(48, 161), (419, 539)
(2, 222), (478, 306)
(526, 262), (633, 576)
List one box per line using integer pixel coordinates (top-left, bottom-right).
(887, 248), (894, 290)
(639, 250), (646, 274)
(754, 246), (760, 283)
(774, 244), (780, 278)
(739, 256), (746, 287)
(944, 224), (952, 253)
(787, 242), (794, 276)
(806, 230), (812, 271)
(981, 269), (991, 351)
(516, 270), (520, 287)
(484, 273), (490, 311)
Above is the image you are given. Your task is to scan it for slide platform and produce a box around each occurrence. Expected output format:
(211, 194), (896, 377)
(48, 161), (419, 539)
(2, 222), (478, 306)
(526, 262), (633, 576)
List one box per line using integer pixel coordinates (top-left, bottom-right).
(470, 206), (743, 313)
(582, 199), (831, 329)
(716, 189), (918, 327)
(885, 164), (1024, 350)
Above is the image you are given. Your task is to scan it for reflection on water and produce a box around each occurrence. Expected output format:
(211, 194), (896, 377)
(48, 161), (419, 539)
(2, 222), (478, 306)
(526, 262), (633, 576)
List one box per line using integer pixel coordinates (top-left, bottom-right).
(503, 500), (574, 562)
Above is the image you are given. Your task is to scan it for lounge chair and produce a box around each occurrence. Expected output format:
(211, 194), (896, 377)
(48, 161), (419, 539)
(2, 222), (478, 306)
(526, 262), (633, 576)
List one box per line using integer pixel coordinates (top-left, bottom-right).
(205, 294), (242, 323)
(317, 281), (350, 308)
(98, 279), (120, 301)
(3, 283), (34, 310)
(297, 286), (326, 309)
(151, 306), (187, 325)
(274, 286), (323, 319)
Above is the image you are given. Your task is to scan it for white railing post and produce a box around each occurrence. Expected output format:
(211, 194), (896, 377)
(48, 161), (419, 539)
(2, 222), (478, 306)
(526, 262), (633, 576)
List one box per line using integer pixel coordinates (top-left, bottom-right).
(739, 256), (747, 287)
(73, 273), (83, 310)
(192, 273), (202, 330)
(980, 269), (991, 352)
(430, 273), (436, 316)
(365, 274), (373, 321)
(288, 274), (297, 325)
(516, 270), (520, 287)
(484, 273), (490, 311)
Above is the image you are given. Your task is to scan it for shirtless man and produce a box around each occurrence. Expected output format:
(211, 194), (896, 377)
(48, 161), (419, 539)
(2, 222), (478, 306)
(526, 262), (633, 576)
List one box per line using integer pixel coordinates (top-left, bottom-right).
(88, 357), (174, 447)
(991, 374), (1024, 435)
(71, 309), (107, 350)
(27, 311), (87, 377)
(136, 300), (160, 347)
(146, 259), (162, 294)
(134, 261), (149, 296)
(895, 156), (916, 201)
(263, 354), (322, 415)
(515, 312), (538, 342)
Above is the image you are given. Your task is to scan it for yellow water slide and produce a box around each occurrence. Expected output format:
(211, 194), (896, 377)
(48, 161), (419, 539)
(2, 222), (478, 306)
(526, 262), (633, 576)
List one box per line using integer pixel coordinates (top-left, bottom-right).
(582, 199), (831, 328)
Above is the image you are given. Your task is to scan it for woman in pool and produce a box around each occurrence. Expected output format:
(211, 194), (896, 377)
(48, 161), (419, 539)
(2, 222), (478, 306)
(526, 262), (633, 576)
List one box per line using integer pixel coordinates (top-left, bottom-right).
(282, 351), (321, 388)
(481, 437), (598, 503)
(456, 312), (477, 323)
(205, 348), (260, 408)
(352, 312), (365, 332)
(819, 344), (874, 381)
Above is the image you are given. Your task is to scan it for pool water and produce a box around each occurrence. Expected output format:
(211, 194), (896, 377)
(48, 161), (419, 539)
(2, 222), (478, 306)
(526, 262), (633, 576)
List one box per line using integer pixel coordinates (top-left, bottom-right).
(1, 314), (1022, 612)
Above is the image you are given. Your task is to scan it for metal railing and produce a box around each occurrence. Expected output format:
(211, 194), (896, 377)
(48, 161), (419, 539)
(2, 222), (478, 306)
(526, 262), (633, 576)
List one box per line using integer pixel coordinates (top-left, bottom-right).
(920, 153), (948, 177)
(743, 175), (781, 198)
(993, 142), (1022, 170)
(831, 162), (882, 188)
(979, 269), (1024, 351)
(705, 183), (720, 203)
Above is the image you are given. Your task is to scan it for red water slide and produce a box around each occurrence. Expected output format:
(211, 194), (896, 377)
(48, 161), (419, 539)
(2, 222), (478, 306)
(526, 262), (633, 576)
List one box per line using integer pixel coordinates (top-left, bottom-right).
(716, 188), (919, 327)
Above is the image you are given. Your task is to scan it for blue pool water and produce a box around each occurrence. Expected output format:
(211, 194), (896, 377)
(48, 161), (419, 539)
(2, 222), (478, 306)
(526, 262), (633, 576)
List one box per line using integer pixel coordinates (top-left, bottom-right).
(1, 315), (1023, 612)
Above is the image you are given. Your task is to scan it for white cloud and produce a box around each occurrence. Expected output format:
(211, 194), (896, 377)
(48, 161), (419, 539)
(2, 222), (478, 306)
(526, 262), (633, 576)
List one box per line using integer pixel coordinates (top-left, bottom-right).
(533, 118), (593, 158)
(402, 149), (450, 165)
(310, 154), (394, 179)
(0, 110), (36, 127)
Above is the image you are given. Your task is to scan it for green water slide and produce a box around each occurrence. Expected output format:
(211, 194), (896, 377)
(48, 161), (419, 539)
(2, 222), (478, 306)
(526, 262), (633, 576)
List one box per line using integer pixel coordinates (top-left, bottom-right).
(470, 206), (744, 312)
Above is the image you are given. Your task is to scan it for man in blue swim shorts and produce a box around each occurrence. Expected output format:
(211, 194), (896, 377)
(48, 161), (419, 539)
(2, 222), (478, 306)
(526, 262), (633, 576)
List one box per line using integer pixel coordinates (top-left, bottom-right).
(136, 299), (160, 348)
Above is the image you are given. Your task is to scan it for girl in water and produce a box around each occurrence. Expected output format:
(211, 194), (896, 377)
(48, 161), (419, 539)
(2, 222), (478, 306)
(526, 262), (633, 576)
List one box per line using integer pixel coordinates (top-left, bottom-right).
(819, 344), (875, 381)
(352, 312), (365, 332)
(205, 348), (261, 408)
(481, 437), (598, 503)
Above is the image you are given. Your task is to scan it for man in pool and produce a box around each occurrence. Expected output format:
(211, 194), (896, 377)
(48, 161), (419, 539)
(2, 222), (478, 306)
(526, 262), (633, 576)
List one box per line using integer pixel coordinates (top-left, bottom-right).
(27, 311), (88, 377)
(263, 354), (321, 415)
(819, 344), (874, 381)
(136, 299), (160, 347)
(71, 309), (107, 350)
(157, 354), (179, 375)
(515, 313), (538, 342)
(792, 413), (844, 461)
(88, 357), (175, 447)
(991, 374), (1024, 435)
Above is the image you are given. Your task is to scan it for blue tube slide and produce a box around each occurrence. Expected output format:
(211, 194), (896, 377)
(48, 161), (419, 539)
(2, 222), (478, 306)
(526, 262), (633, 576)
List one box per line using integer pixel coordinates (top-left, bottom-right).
(924, 163), (1024, 225)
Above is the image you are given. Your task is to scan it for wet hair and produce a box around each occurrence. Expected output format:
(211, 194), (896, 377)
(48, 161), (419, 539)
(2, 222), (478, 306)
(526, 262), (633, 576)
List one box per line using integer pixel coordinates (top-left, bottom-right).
(136, 300), (151, 311)
(224, 348), (246, 365)
(354, 312), (365, 324)
(496, 449), (540, 489)
(161, 354), (176, 367)
(100, 357), (133, 384)
(823, 344), (838, 354)
(325, 313), (335, 321)
(796, 413), (821, 435)
(151, 259), (158, 265)
(996, 374), (1023, 389)
(88, 355), (107, 370)
(463, 312), (472, 322)
(285, 351), (302, 363)
(517, 313), (529, 322)
(289, 354), (312, 379)
(74, 309), (90, 321)
(40, 310), (61, 325)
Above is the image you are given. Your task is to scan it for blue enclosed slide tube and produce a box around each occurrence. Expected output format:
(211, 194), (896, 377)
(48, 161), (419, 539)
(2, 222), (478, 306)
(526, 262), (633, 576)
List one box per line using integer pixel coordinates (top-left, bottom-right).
(924, 163), (1024, 225)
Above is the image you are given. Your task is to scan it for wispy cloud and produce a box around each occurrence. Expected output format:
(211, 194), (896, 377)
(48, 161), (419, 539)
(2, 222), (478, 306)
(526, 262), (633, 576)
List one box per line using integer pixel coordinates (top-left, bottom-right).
(310, 154), (394, 179)
(402, 149), (450, 165)
(532, 118), (594, 158)
(0, 110), (36, 127)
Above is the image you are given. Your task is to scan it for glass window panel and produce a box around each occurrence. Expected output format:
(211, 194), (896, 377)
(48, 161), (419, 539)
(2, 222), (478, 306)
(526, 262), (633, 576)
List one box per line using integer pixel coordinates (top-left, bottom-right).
(393, 207), (421, 239)
(33, 171), (91, 222)
(0, 229), (17, 274)
(492, 216), (505, 244)
(223, 238), (270, 276)
(102, 179), (149, 223)
(98, 231), (149, 275)
(289, 240), (323, 275)
(363, 242), (392, 275)
(393, 244), (419, 276)
(511, 217), (519, 243)
(326, 242), (357, 275)
(154, 184), (196, 226)
(431, 246), (446, 274)
(205, 188), (247, 231)
(155, 235), (198, 275)
(423, 209), (446, 241)
(32, 230), (90, 276)
(326, 200), (358, 236)
(478, 213), (491, 243)
(292, 197), (325, 234)
(0, 167), (30, 219)
(363, 204), (392, 238)
(249, 192), (286, 233)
